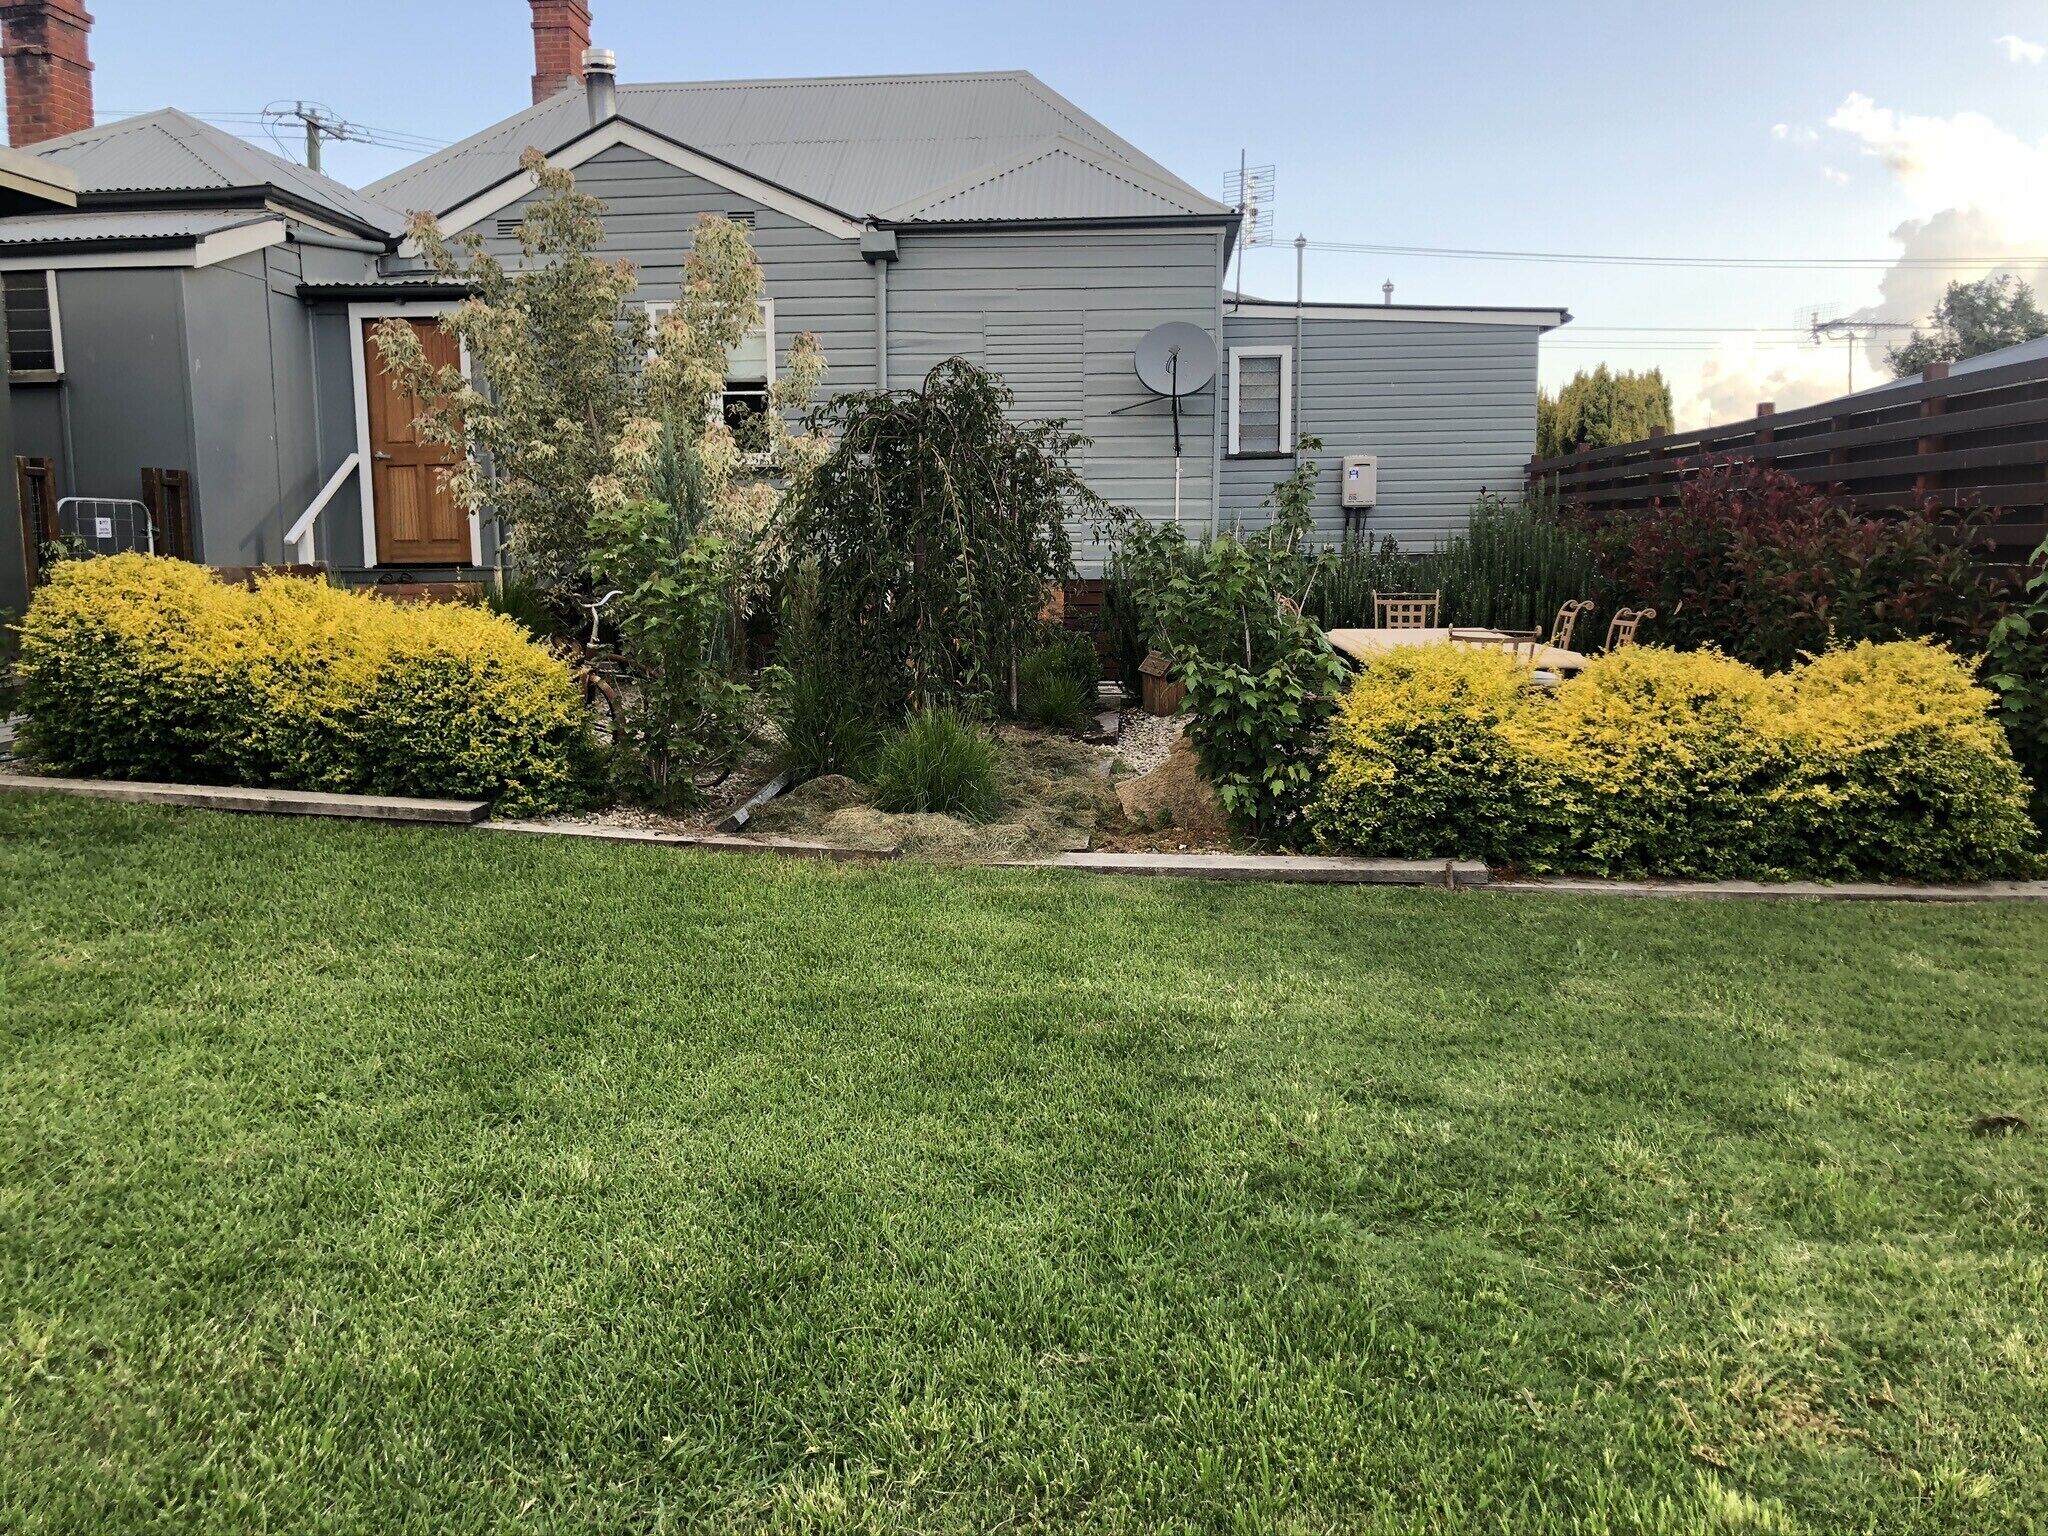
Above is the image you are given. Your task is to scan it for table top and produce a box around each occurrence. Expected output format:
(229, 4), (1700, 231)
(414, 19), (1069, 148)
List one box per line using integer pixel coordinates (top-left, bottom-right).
(1326, 627), (1590, 673)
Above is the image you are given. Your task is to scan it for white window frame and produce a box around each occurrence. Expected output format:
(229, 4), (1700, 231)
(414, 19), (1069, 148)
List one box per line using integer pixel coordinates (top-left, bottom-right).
(1228, 344), (1292, 457)
(4, 269), (64, 378)
(645, 297), (774, 391)
(348, 300), (478, 569)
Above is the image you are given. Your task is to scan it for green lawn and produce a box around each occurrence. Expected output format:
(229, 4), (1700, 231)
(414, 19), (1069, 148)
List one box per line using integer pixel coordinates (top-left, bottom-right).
(4, 795), (2046, 1534)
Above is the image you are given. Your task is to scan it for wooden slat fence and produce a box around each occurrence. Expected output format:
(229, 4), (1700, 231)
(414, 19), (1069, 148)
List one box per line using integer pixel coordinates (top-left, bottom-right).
(1526, 355), (2048, 564)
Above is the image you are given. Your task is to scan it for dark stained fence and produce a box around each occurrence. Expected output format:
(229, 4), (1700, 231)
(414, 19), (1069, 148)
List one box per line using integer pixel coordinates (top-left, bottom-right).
(1526, 356), (2048, 565)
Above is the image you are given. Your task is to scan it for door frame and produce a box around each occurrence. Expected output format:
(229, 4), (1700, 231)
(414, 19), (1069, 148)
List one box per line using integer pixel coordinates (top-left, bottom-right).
(347, 300), (479, 568)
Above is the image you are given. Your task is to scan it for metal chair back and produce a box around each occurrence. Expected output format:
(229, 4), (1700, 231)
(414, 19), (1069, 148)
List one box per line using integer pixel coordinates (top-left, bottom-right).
(1373, 590), (1441, 629)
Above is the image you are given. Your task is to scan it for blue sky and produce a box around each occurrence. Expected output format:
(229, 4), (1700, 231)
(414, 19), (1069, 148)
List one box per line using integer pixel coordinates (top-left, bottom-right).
(87, 0), (2048, 424)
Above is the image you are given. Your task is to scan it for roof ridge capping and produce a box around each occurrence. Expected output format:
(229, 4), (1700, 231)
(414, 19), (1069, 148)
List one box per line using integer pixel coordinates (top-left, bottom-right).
(878, 133), (1235, 222)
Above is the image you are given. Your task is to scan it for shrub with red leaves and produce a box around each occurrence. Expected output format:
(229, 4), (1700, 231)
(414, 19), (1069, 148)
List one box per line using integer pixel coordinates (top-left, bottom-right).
(1582, 460), (2003, 671)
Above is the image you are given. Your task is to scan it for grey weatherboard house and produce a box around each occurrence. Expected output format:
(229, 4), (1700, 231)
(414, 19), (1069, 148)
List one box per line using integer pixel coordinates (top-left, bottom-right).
(2, 7), (1567, 604)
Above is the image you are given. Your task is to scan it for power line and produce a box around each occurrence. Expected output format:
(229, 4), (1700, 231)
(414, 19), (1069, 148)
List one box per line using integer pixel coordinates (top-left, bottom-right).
(1300, 239), (2048, 271)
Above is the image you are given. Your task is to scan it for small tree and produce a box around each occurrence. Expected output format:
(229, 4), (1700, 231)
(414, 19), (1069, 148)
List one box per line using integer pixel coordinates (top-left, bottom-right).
(1537, 366), (1672, 458)
(373, 150), (646, 604)
(778, 358), (1090, 721)
(377, 156), (826, 803)
(1887, 274), (2048, 377)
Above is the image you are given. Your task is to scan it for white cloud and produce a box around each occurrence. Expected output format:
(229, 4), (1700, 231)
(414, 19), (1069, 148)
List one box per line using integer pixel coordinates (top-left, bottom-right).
(1771, 122), (1817, 144)
(1826, 91), (2048, 238)
(1995, 33), (2045, 64)
(1821, 166), (1851, 185)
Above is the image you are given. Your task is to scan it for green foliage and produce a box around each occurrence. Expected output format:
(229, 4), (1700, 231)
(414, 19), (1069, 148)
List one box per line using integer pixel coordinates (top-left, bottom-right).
(1536, 365), (1673, 458)
(1887, 274), (2048, 377)
(1301, 490), (1595, 634)
(1582, 459), (2001, 672)
(1312, 637), (2037, 879)
(1104, 447), (1347, 840)
(870, 708), (1001, 820)
(483, 570), (567, 640)
(770, 560), (877, 781)
(585, 436), (752, 806)
(1985, 535), (2048, 827)
(778, 359), (1090, 722)
(15, 554), (588, 815)
(1016, 628), (1099, 730)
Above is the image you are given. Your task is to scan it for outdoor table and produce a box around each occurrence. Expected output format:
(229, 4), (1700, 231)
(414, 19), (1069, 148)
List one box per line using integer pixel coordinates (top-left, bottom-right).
(1325, 626), (1590, 675)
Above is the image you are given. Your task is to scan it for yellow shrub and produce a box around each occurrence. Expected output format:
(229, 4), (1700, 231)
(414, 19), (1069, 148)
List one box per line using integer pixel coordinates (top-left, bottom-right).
(1505, 646), (1788, 876)
(1309, 644), (1554, 862)
(16, 555), (588, 815)
(1766, 640), (2035, 879)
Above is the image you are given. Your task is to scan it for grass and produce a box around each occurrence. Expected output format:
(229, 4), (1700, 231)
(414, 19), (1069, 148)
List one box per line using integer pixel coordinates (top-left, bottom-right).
(3, 793), (2047, 1533)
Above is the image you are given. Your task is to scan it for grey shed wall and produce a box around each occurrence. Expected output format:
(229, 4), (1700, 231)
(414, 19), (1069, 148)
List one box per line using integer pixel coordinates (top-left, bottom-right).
(1218, 311), (1542, 548)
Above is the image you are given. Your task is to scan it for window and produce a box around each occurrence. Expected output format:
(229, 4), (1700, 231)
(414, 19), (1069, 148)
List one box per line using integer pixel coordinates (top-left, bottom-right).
(1228, 345), (1291, 456)
(646, 297), (775, 449)
(4, 271), (62, 377)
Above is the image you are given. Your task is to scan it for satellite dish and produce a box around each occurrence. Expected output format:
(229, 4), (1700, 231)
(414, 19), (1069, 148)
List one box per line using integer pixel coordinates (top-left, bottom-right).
(1135, 321), (1218, 397)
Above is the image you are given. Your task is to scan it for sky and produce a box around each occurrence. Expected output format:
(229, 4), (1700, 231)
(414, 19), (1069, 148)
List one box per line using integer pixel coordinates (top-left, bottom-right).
(81, 0), (2048, 428)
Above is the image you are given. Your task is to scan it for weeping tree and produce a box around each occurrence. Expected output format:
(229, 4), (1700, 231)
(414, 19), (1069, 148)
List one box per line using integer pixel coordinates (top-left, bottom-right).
(778, 358), (1097, 721)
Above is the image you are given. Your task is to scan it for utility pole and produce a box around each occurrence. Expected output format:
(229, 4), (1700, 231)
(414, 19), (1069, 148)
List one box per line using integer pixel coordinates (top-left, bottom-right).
(267, 101), (371, 174)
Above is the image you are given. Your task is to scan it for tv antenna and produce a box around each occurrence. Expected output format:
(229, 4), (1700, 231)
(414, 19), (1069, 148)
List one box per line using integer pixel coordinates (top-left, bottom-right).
(1801, 305), (1921, 392)
(1132, 321), (1218, 524)
(1225, 152), (1276, 308)
(261, 101), (373, 174)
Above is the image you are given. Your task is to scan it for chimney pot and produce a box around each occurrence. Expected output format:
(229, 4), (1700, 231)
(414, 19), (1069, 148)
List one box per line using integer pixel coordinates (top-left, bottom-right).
(1, 0), (94, 147)
(529, 0), (591, 105)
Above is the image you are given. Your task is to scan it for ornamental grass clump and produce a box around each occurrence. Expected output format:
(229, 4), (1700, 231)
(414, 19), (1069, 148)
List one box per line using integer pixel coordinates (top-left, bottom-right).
(16, 554), (588, 815)
(871, 709), (1002, 821)
(1309, 644), (1559, 865)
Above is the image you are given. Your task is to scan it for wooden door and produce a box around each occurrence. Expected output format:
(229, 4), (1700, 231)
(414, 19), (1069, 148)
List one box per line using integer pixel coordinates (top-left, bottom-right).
(364, 318), (468, 565)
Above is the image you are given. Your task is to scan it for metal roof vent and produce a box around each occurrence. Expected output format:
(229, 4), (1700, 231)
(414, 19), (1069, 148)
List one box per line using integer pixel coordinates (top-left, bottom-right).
(583, 47), (618, 126)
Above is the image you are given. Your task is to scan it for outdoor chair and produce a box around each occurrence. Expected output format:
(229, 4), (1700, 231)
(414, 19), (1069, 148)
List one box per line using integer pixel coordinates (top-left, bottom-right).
(1373, 590), (1441, 629)
(1605, 607), (1656, 650)
(1551, 599), (1593, 652)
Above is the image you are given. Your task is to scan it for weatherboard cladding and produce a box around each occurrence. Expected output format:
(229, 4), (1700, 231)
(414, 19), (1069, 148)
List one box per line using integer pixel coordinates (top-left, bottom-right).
(1219, 311), (1542, 548)
(477, 145), (878, 393)
(364, 72), (1226, 223)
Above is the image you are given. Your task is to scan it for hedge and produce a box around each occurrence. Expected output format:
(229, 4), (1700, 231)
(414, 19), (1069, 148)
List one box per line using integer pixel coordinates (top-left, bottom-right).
(15, 555), (589, 816)
(1311, 639), (2039, 880)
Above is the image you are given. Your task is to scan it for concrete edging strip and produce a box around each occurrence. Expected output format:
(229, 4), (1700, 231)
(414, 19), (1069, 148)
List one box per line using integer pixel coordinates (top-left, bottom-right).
(0, 772), (487, 824)
(1019, 852), (1489, 888)
(481, 819), (900, 862)
(1484, 876), (2048, 903)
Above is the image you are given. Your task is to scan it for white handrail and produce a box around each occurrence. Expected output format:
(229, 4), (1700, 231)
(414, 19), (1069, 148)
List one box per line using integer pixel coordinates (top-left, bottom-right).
(286, 452), (361, 565)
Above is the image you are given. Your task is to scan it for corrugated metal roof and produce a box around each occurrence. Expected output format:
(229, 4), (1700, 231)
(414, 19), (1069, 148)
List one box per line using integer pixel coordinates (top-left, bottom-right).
(28, 110), (406, 237)
(883, 137), (1224, 222)
(0, 207), (271, 247)
(1848, 331), (2048, 396)
(364, 71), (1230, 225)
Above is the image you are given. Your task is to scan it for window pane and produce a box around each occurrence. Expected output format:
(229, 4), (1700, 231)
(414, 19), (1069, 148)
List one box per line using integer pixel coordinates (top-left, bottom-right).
(4, 271), (56, 373)
(725, 326), (768, 383)
(1237, 355), (1281, 453)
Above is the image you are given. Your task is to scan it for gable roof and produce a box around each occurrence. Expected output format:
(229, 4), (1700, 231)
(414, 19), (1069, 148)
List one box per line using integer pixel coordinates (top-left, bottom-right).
(366, 71), (1232, 227)
(27, 109), (406, 239)
(878, 135), (1227, 222)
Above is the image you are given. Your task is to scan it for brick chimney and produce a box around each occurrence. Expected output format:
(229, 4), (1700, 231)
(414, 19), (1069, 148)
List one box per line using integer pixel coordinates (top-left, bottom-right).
(530, 0), (591, 105)
(1, 0), (93, 147)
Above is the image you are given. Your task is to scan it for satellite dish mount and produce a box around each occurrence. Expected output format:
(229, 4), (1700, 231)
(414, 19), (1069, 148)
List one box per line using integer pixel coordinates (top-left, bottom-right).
(1133, 321), (1218, 523)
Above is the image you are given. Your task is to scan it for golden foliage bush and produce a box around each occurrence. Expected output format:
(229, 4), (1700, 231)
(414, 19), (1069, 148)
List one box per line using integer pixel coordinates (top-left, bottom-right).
(16, 555), (588, 815)
(1312, 638), (2037, 879)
